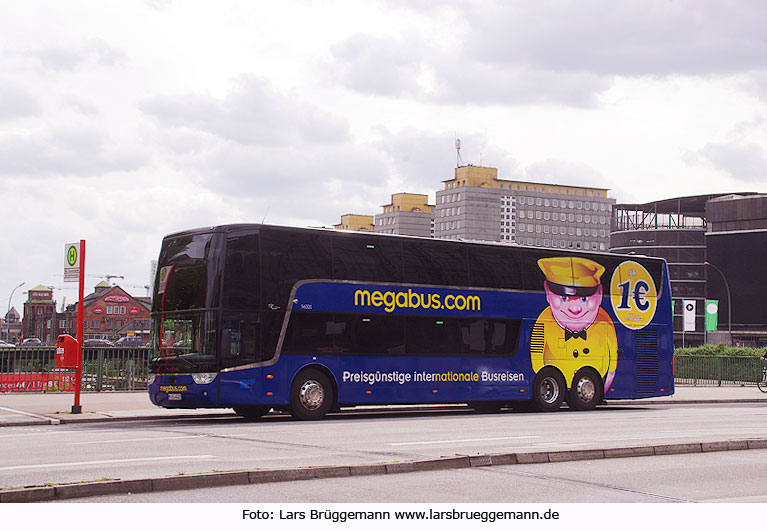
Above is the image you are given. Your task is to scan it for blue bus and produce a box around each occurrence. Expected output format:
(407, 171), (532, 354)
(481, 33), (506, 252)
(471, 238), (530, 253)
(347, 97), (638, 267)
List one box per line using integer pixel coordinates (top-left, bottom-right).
(148, 224), (674, 420)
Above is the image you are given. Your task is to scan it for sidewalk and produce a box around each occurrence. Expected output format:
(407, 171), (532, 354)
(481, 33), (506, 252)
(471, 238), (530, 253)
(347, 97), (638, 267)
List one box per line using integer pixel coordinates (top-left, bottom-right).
(1, 386), (764, 427)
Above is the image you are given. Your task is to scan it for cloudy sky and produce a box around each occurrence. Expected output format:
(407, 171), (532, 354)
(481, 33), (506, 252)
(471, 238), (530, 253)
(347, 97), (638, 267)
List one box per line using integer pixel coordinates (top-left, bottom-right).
(1, 0), (765, 313)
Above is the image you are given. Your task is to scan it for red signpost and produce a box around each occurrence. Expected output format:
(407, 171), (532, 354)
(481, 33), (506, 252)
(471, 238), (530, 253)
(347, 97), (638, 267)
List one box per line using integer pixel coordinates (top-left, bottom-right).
(61, 240), (85, 414)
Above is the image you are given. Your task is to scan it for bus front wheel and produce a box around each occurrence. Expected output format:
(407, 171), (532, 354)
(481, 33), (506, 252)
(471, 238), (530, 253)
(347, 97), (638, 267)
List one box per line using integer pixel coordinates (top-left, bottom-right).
(566, 368), (602, 411)
(290, 368), (334, 421)
(532, 367), (566, 412)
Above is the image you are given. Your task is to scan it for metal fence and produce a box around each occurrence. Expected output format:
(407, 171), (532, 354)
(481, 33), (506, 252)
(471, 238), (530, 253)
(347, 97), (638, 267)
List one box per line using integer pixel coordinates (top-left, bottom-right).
(0, 346), (150, 393)
(0, 348), (763, 392)
(673, 355), (762, 387)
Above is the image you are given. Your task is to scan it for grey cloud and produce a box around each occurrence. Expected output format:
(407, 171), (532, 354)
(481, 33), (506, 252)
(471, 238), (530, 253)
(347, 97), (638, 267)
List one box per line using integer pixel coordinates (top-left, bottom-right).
(191, 142), (392, 225)
(693, 142), (767, 183)
(333, 1), (764, 106)
(435, 65), (610, 107)
(0, 83), (41, 121)
(329, 35), (423, 97)
(36, 39), (128, 71)
(0, 127), (147, 178)
(374, 128), (507, 191)
(523, 159), (605, 188)
(141, 76), (349, 147)
(433, 0), (766, 76)
(156, 136), (390, 205)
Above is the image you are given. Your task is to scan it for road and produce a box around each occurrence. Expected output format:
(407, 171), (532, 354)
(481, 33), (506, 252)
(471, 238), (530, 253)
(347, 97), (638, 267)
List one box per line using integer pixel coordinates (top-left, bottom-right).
(1, 401), (766, 495)
(59, 448), (767, 503)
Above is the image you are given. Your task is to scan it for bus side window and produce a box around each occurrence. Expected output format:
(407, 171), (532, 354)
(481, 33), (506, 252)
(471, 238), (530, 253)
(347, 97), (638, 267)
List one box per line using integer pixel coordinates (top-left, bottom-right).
(221, 312), (260, 368)
(459, 319), (521, 356)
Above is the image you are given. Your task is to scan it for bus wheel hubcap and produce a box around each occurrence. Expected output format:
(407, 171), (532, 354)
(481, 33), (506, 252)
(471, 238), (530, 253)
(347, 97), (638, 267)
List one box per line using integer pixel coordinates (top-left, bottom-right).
(299, 380), (325, 410)
(540, 377), (559, 403)
(576, 378), (595, 402)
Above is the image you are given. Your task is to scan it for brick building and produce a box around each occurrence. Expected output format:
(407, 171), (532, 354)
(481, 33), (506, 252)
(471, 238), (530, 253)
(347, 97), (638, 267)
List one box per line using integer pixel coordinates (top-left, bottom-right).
(63, 282), (152, 341)
(22, 285), (59, 344)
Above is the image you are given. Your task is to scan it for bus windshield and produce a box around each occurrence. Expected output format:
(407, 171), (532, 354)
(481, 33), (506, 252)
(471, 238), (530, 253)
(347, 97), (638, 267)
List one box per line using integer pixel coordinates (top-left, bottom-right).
(149, 311), (218, 373)
(152, 232), (223, 312)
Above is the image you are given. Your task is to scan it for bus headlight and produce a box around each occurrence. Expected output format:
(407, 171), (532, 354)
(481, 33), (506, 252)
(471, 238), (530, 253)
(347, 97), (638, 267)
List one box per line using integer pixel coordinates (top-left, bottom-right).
(192, 373), (217, 385)
(147, 374), (156, 386)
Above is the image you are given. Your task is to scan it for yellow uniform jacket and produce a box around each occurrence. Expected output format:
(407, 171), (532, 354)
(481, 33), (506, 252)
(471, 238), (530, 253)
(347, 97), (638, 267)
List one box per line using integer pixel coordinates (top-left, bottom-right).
(531, 307), (618, 388)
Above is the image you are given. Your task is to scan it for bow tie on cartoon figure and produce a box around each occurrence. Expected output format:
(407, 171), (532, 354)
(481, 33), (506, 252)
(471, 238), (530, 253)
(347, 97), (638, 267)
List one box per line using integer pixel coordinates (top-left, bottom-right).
(531, 256), (619, 402)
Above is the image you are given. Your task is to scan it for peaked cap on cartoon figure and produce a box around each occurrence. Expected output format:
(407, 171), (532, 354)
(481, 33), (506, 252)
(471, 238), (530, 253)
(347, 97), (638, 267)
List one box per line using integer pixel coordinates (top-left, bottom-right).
(538, 256), (605, 297)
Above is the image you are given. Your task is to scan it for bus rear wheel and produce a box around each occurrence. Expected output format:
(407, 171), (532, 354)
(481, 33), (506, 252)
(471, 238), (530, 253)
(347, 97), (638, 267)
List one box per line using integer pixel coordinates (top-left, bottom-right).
(233, 405), (271, 420)
(532, 367), (565, 412)
(566, 368), (602, 411)
(290, 368), (333, 421)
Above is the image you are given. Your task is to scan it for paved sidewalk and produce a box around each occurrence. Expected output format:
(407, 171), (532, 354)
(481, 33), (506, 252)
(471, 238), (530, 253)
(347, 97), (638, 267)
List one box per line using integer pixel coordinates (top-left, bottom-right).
(0, 386), (764, 427)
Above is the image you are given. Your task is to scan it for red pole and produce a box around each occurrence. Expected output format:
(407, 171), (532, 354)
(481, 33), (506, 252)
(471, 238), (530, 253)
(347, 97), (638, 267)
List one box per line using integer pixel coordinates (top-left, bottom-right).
(72, 240), (85, 414)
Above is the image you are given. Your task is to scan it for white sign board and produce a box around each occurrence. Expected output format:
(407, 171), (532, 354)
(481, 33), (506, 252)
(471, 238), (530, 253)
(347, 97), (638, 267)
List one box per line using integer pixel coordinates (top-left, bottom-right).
(64, 242), (81, 282)
(683, 299), (696, 332)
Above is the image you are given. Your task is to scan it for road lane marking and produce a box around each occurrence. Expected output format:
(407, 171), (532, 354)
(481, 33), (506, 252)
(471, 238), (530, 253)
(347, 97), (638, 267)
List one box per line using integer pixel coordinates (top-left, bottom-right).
(389, 436), (540, 446)
(66, 435), (204, 445)
(0, 455), (217, 472)
(65, 433), (249, 445)
(0, 406), (60, 424)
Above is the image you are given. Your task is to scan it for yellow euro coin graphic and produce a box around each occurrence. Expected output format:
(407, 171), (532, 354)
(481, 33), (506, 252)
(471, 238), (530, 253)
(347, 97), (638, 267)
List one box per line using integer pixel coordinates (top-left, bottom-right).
(610, 261), (657, 330)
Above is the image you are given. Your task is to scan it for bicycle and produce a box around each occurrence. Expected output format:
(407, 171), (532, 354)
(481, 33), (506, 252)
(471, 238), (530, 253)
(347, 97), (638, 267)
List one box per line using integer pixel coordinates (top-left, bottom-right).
(758, 356), (767, 393)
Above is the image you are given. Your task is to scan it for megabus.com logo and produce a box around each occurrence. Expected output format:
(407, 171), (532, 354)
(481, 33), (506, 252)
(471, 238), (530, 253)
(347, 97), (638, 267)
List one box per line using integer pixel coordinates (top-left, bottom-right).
(353, 288), (481, 314)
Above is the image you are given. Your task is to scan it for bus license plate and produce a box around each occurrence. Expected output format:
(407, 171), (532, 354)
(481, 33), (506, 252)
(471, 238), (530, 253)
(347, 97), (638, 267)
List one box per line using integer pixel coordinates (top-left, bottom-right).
(168, 393), (182, 401)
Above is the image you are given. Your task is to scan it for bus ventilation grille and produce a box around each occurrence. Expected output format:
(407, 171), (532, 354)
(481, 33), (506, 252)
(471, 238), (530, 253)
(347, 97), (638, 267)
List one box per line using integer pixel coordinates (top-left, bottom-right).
(530, 321), (544, 356)
(635, 329), (659, 395)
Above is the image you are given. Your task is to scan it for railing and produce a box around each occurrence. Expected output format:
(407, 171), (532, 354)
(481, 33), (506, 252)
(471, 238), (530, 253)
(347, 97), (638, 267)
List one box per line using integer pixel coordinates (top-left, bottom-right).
(0, 346), (150, 393)
(0, 348), (763, 392)
(673, 355), (761, 387)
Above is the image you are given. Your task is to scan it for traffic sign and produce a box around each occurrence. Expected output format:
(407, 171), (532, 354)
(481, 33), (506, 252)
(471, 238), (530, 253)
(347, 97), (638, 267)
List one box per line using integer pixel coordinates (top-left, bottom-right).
(64, 242), (80, 282)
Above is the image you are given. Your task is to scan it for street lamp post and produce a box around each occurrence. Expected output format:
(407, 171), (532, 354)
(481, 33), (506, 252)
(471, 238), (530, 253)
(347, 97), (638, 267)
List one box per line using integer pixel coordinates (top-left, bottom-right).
(5, 282), (25, 342)
(704, 261), (732, 345)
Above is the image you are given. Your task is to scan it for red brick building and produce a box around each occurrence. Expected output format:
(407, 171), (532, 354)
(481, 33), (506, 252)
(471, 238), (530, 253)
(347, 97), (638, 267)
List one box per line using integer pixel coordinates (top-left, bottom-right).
(63, 282), (152, 341)
(22, 285), (59, 344)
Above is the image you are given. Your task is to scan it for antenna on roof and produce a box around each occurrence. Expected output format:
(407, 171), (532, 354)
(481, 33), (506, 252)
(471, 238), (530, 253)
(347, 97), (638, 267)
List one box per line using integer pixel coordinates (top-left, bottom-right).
(261, 206), (270, 224)
(455, 137), (464, 167)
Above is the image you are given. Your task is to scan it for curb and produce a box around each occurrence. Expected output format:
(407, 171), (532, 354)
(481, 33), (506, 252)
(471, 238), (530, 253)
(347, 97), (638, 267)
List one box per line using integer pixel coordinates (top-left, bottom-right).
(2, 397), (765, 428)
(0, 412), (235, 428)
(2, 437), (766, 502)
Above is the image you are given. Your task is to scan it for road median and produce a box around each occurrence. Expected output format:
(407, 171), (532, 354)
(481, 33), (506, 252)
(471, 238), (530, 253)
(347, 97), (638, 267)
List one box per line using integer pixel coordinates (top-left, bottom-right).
(3, 437), (767, 503)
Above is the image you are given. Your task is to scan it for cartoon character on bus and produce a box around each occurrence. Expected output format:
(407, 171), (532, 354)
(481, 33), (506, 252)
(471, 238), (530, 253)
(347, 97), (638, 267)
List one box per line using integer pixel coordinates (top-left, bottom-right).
(532, 256), (618, 395)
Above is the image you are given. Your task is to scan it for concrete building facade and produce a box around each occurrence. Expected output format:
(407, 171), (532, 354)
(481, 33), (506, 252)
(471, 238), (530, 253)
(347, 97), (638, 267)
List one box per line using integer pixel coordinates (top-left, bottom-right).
(610, 193), (767, 347)
(435, 165), (615, 250)
(334, 214), (375, 232)
(375, 193), (435, 237)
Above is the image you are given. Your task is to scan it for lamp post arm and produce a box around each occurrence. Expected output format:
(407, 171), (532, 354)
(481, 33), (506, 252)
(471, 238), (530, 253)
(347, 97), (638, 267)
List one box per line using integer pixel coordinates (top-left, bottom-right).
(704, 262), (732, 344)
(5, 282), (25, 341)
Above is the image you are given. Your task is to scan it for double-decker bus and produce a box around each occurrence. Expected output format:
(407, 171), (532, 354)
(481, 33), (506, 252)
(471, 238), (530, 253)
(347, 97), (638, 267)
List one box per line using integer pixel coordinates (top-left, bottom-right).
(148, 224), (674, 420)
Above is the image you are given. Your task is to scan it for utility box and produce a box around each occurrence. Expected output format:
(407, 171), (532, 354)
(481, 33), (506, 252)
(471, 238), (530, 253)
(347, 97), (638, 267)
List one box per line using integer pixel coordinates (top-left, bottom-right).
(56, 334), (80, 368)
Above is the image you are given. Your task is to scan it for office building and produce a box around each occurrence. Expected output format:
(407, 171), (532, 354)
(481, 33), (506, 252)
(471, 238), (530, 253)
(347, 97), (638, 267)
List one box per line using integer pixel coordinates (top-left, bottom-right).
(435, 165), (615, 250)
(334, 214), (375, 232)
(374, 193), (435, 238)
(610, 193), (767, 347)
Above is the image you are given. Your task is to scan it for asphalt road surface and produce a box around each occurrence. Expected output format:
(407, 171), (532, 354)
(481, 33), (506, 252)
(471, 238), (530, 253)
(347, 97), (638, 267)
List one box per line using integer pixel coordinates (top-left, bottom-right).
(1, 401), (766, 494)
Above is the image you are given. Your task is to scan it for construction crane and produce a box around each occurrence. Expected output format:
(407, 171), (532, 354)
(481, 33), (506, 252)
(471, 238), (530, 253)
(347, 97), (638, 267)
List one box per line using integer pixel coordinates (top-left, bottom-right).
(120, 283), (153, 297)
